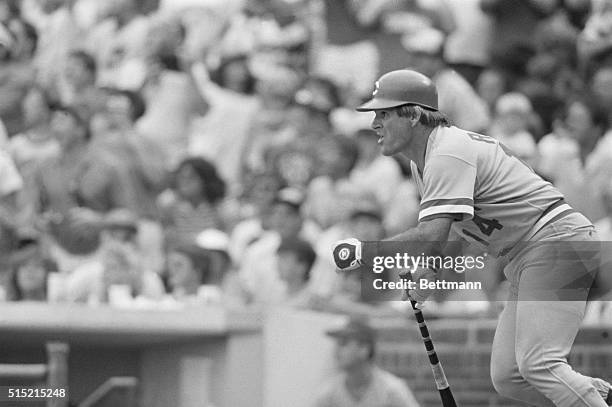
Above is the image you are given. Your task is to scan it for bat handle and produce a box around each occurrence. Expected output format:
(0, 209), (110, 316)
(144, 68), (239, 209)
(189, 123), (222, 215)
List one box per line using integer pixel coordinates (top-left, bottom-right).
(410, 300), (458, 407)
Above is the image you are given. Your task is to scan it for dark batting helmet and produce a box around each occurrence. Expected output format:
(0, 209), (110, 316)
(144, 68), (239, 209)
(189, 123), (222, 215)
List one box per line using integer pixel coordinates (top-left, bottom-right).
(356, 69), (438, 112)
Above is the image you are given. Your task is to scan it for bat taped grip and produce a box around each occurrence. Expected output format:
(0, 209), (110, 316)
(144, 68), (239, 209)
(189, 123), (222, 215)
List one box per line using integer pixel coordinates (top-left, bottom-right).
(431, 363), (449, 390)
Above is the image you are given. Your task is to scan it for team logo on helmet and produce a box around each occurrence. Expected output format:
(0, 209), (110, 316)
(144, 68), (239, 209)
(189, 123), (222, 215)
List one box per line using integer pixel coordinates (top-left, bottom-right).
(339, 247), (351, 261)
(372, 81), (380, 97)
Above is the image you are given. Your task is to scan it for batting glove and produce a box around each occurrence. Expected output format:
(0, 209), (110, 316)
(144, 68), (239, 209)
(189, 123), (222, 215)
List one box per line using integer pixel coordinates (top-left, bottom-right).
(400, 266), (436, 308)
(332, 238), (363, 272)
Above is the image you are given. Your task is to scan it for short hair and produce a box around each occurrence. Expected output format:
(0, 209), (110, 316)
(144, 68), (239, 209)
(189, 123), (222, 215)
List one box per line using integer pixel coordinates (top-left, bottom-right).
(51, 104), (91, 140)
(157, 53), (181, 72)
(103, 88), (147, 122)
(8, 239), (56, 301)
(171, 244), (210, 283)
(396, 105), (452, 128)
(210, 55), (256, 95)
(69, 50), (97, 77)
(175, 157), (226, 204)
(277, 237), (317, 280)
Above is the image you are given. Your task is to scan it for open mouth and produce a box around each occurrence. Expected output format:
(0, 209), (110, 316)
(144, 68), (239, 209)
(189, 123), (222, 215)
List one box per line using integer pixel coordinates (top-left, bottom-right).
(377, 134), (384, 144)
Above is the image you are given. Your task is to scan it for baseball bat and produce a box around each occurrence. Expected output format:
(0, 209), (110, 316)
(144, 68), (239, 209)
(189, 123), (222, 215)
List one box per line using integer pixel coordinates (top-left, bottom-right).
(409, 300), (458, 407)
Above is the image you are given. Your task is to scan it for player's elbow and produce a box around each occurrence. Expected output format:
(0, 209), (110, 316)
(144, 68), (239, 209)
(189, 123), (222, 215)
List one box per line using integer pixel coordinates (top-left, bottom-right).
(417, 217), (453, 247)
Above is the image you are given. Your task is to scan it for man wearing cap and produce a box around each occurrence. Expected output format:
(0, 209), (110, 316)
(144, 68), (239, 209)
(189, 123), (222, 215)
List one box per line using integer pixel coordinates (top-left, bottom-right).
(332, 69), (612, 406)
(315, 318), (420, 407)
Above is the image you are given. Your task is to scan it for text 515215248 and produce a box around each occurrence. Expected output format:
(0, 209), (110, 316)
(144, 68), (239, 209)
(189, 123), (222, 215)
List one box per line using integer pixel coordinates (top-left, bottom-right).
(2, 387), (67, 401)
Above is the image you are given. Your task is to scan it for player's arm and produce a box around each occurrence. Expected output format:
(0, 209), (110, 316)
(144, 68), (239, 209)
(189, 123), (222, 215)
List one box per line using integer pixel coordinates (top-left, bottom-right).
(357, 216), (455, 264)
(387, 216), (454, 244)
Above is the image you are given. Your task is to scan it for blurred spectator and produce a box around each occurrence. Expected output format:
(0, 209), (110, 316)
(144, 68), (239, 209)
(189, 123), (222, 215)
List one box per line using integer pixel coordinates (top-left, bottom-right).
(239, 187), (318, 305)
(227, 172), (284, 266)
(0, 0), (20, 25)
(346, 0), (455, 35)
(489, 92), (537, 164)
(26, 104), (155, 255)
(514, 75), (563, 139)
(269, 138), (317, 189)
(166, 243), (210, 300)
(189, 55), (261, 187)
(591, 65), (612, 125)
(444, 0), (494, 85)
(29, 0), (81, 91)
(209, 55), (256, 95)
(158, 157), (226, 248)
(0, 148), (23, 259)
(5, 235), (56, 302)
(66, 238), (164, 304)
(137, 35), (208, 169)
(480, 0), (557, 72)
(348, 200), (385, 242)
(476, 68), (508, 114)
(401, 27), (490, 132)
(99, 208), (140, 248)
(276, 236), (317, 307)
(304, 135), (360, 229)
(91, 87), (168, 217)
(8, 85), (60, 173)
(58, 50), (103, 117)
(315, 318), (420, 407)
(578, 0), (612, 71)
(0, 18), (37, 136)
(242, 73), (342, 182)
(290, 76), (341, 137)
(85, 0), (149, 89)
(537, 95), (610, 221)
(196, 228), (245, 306)
(195, 229), (233, 287)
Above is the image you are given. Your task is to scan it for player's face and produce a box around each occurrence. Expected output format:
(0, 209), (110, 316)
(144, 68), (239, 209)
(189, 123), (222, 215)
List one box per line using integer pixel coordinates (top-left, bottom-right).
(371, 108), (413, 156)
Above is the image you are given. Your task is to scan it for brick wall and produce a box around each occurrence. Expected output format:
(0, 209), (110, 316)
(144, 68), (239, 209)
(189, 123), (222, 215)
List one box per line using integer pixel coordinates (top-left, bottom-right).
(374, 318), (612, 407)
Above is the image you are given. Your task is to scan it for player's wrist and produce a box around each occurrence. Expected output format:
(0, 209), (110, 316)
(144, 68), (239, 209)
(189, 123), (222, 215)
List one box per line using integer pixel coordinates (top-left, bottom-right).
(359, 241), (379, 267)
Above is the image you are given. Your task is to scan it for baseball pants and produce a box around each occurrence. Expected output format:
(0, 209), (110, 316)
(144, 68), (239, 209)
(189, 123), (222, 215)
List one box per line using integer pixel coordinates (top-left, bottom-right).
(490, 212), (610, 406)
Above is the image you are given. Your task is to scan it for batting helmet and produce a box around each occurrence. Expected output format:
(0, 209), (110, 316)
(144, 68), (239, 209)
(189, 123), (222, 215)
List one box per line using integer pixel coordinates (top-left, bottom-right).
(356, 70), (438, 112)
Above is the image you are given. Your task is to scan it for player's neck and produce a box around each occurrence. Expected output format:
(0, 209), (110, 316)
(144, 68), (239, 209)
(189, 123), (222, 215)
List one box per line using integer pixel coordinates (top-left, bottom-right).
(398, 126), (434, 172)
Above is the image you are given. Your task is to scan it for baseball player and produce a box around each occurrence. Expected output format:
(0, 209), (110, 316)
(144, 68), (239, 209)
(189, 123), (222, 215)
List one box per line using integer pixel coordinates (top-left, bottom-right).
(332, 69), (612, 406)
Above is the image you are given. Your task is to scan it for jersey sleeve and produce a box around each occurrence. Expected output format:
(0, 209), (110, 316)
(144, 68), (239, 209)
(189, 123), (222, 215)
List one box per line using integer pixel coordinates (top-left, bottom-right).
(419, 154), (476, 222)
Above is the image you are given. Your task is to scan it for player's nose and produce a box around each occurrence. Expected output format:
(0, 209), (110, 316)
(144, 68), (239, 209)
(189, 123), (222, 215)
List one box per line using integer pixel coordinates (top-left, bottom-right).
(372, 116), (382, 131)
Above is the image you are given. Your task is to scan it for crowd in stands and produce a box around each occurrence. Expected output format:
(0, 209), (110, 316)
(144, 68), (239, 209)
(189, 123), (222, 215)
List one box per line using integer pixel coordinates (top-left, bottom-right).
(0, 0), (611, 323)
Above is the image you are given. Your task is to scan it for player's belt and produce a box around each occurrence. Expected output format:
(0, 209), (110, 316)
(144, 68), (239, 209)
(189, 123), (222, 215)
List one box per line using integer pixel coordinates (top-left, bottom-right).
(530, 199), (576, 238)
(499, 199), (575, 258)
